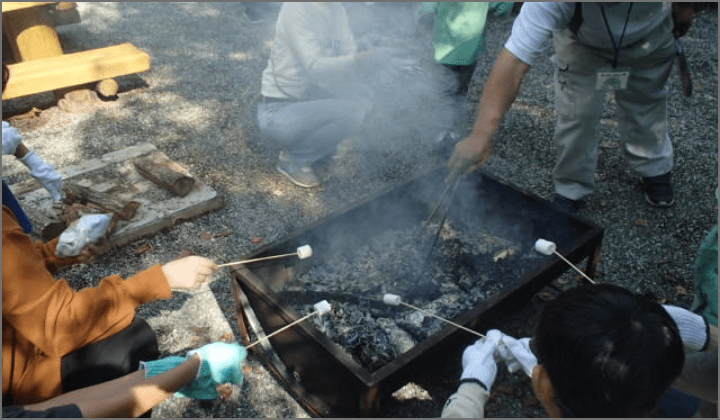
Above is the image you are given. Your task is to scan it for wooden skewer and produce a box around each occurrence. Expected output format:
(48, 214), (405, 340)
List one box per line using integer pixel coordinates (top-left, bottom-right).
(219, 245), (313, 268)
(218, 252), (299, 268)
(397, 300), (485, 339)
(551, 251), (596, 284)
(246, 311), (318, 350)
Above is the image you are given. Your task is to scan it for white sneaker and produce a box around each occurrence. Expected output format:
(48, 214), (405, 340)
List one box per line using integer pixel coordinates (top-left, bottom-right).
(276, 153), (319, 188)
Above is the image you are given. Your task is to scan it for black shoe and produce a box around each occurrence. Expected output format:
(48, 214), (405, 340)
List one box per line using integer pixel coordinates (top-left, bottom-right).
(553, 195), (584, 216)
(641, 172), (674, 207)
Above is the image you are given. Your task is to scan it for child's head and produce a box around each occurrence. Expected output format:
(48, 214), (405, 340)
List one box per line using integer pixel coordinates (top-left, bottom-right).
(532, 283), (684, 417)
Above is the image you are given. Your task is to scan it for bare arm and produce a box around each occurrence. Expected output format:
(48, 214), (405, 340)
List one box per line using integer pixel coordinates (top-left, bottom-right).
(25, 355), (201, 418)
(447, 48), (530, 177)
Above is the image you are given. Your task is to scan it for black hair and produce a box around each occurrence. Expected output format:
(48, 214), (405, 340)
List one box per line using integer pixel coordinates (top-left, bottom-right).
(534, 283), (685, 417)
(2, 63), (8, 93)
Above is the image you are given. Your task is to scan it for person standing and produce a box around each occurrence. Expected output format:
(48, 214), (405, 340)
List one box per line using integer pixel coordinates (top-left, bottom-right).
(447, 2), (695, 213)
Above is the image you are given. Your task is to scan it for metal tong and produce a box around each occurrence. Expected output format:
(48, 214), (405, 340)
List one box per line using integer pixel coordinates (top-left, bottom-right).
(407, 172), (463, 301)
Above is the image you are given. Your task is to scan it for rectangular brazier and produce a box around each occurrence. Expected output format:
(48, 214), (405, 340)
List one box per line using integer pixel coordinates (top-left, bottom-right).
(232, 168), (603, 416)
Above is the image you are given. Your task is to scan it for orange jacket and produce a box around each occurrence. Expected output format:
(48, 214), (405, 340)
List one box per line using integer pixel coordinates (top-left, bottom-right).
(2, 205), (172, 405)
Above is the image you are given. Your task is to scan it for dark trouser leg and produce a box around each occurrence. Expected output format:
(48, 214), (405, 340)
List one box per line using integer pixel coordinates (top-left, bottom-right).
(61, 317), (159, 416)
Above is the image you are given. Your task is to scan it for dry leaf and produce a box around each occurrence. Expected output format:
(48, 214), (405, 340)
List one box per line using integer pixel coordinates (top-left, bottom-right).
(189, 326), (210, 336)
(201, 232), (213, 241)
(243, 364), (253, 374)
(216, 383), (233, 399)
(251, 236), (263, 244)
(178, 249), (193, 259)
(522, 395), (540, 406)
(135, 243), (152, 255)
(660, 273), (678, 284)
(537, 291), (555, 301)
(220, 332), (235, 342)
(675, 285), (688, 296)
(635, 219), (648, 227)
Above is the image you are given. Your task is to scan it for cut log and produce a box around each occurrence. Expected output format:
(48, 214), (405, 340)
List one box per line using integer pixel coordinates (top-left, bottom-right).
(133, 154), (196, 197)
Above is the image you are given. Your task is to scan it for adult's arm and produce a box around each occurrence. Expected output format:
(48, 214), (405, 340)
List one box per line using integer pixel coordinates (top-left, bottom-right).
(24, 355), (202, 418)
(2, 206), (172, 358)
(447, 48), (530, 175)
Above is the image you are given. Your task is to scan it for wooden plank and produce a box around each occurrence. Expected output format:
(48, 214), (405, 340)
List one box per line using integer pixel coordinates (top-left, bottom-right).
(2, 3), (56, 13)
(3, 43), (151, 100)
(10, 143), (223, 248)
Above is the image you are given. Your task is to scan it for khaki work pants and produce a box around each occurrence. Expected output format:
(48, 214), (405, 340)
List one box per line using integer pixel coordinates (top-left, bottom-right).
(550, 25), (676, 200)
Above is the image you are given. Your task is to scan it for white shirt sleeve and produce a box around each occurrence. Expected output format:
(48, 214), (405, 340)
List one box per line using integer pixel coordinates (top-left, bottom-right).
(504, 2), (574, 65)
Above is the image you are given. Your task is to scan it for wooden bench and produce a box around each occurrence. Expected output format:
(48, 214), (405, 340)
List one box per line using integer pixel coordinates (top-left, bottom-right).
(3, 2), (151, 102)
(2, 42), (151, 100)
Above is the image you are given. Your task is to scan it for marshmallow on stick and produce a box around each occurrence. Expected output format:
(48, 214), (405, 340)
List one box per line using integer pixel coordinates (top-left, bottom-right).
(534, 239), (595, 284)
(219, 245), (313, 267)
(246, 300), (331, 349)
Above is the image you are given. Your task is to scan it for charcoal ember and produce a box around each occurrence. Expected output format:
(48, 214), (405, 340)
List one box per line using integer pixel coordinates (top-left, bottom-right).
(289, 221), (523, 372)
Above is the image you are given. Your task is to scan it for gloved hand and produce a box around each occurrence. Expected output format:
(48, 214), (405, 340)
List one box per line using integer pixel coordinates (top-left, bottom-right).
(18, 150), (63, 201)
(141, 342), (247, 400)
(2, 121), (23, 156)
(182, 342), (247, 399)
(663, 305), (709, 352)
(495, 334), (537, 378)
(56, 213), (112, 257)
(460, 329), (502, 391)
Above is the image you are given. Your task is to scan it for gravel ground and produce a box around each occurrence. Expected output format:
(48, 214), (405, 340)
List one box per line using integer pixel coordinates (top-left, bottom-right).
(3, 3), (717, 418)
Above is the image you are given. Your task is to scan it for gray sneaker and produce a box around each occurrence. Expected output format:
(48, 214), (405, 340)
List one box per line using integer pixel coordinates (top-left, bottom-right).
(276, 155), (320, 188)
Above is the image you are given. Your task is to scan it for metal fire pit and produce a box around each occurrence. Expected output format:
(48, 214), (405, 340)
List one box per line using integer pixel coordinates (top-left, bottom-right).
(231, 169), (603, 417)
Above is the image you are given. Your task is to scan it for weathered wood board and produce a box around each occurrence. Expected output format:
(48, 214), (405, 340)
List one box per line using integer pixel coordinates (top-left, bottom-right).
(10, 143), (223, 247)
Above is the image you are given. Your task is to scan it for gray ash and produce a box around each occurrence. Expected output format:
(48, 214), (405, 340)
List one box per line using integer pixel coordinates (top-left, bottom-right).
(281, 220), (529, 372)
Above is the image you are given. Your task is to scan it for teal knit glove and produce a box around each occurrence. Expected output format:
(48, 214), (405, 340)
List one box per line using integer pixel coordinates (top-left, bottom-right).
(181, 342), (247, 399)
(141, 342), (247, 400)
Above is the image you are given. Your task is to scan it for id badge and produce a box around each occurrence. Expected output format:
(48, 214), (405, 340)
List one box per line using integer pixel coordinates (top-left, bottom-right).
(595, 68), (630, 91)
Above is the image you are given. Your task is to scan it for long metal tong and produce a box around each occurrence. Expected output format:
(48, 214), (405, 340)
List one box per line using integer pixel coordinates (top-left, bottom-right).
(407, 172), (463, 301)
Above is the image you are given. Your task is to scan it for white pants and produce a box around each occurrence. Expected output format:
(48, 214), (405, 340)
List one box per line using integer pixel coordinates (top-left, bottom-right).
(551, 23), (676, 200)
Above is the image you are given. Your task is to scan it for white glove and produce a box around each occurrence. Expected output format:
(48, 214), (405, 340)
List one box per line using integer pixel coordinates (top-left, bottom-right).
(2, 121), (23, 156)
(496, 334), (537, 378)
(663, 305), (709, 352)
(19, 149), (63, 201)
(460, 329), (503, 391)
(56, 214), (112, 257)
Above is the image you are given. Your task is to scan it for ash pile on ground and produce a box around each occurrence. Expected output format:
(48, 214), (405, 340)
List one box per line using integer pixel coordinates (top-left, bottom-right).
(3, 3), (717, 418)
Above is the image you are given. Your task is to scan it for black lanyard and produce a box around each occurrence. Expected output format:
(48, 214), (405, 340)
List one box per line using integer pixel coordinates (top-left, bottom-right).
(600, 2), (634, 68)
